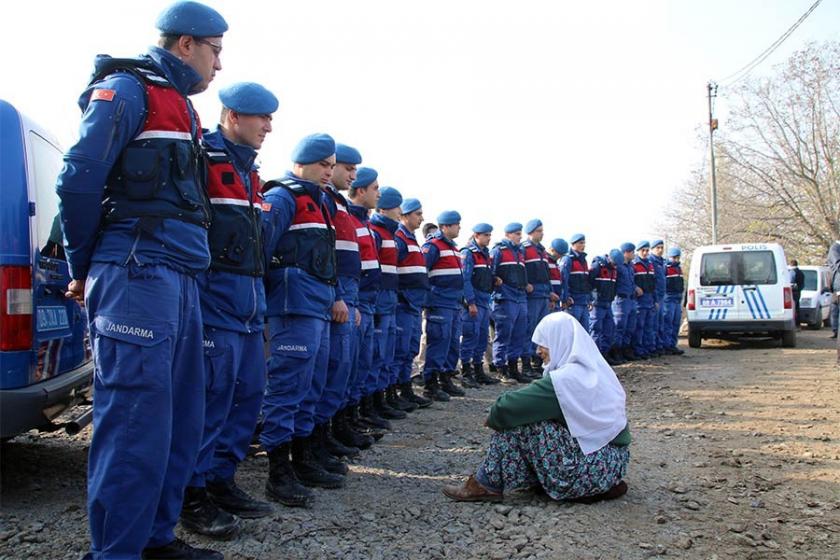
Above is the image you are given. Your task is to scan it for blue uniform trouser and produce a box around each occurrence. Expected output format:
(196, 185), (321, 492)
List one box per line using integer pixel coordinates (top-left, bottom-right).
(260, 315), (329, 451)
(86, 262), (204, 556)
(423, 306), (460, 378)
(315, 306), (356, 425)
(460, 304), (490, 364)
(662, 298), (682, 349)
(589, 304), (615, 354)
(394, 307), (422, 385)
(613, 296), (637, 349)
(566, 301), (590, 331)
(491, 299), (528, 365)
(350, 309), (374, 402)
(649, 298), (664, 351)
(832, 301), (839, 333)
(191, 328), (265, 487)
(657, 298), (670, 350)
(526, 297), (551, 358)
(444, 310), (463, 372)
(372, 312), (397, 391)
(634, 305), (653, 357)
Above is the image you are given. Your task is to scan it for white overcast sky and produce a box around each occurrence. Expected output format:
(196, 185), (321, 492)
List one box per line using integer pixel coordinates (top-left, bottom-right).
(2, 0), (838, 256)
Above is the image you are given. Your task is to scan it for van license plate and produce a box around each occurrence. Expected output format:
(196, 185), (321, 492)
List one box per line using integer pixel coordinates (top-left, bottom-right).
(37, 306), (69, 331)
(700, 297), (733, 308)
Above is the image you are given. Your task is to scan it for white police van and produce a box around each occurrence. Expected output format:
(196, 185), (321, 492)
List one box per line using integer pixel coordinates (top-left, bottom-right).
(686, 243), (796, 348)
(795, 265), (831, 329)
(0, 99), (93, 439)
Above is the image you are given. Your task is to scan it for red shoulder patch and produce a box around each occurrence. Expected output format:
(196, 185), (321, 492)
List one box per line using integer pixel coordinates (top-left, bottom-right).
(91, 89), (116, 102)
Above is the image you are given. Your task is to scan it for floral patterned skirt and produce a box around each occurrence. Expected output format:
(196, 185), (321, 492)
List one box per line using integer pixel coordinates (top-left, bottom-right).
(475, 420), (629, 501)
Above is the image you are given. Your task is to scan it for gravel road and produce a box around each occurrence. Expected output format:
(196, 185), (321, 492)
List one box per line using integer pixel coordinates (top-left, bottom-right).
(1, 329), (838, 559)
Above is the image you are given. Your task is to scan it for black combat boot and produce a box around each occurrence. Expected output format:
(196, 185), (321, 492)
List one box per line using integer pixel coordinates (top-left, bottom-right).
(374, 390), (407, 419)
(439, 371), (466, 396)
(142, 538), (223, 560)
(399, 381), (433, 408)
(521, 357), (541, 380)
(321, 420), (360, 458)
(359, 395), (392, 430)
(423, 372), (451, 402)
(498, 363), (517, 385)
(609, 347), (626, 365)
(460, 362), (480, 388)
(474, 361), (500, 385)
(488, 362), (497, 373)
(508, 358), (530, 384)
(349, 403), (386, 440)
(333, 408), (374, 450)
(291, 437), (345, 489)
(531, 355), (544, 371)
(603, 351), (619, 366)
(206, 477), (273, 519)
(265, 443), (315, 507)
(386, 384), (418, 413)
(180, 486), (241, 540)
(622, 346), (638, 361)
(309, 425), (349, 475)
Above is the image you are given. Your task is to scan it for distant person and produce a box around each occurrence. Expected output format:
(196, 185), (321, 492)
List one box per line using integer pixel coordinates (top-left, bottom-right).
(442, 312), (630, 503)
(788, 259), (805, 327)
(827, 243), (840, 361)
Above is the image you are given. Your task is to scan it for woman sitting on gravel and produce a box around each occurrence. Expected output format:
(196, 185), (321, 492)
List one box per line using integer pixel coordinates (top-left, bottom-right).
(443, 312), (631, 503)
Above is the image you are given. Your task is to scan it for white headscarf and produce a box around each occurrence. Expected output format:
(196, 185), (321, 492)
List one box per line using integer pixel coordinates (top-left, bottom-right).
(531, 312), (627, 455)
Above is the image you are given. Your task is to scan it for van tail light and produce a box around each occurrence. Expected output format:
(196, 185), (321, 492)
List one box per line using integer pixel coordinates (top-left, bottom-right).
(687, 289), (696, 311)
(783, 286), (793, 310)
(0, 266), (33, 351)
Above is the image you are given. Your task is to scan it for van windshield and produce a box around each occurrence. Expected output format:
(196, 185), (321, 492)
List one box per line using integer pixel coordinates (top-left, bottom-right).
(801, 270), (818, 291)
(700, 251), (777, 286)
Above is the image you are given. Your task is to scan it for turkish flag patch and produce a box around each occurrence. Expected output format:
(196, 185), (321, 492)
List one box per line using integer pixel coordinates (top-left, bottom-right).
(91, 89), (116, 102)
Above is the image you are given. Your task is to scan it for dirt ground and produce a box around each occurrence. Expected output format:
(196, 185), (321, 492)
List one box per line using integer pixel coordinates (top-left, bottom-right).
(1, 329), (838, 559)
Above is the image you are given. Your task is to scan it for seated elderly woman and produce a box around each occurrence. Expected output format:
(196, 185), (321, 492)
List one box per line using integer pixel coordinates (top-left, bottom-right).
(443, 312), (630, 503)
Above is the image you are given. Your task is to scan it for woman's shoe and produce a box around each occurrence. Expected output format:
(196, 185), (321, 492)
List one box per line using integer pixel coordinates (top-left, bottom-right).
(442, 475), (503, 502)
(569, 480), (628, 504)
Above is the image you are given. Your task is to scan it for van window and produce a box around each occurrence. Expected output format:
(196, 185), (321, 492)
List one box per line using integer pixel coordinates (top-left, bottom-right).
(700, 251), (777, 286)
(28, 132), (63, 257)
(801, 270), (818, 291)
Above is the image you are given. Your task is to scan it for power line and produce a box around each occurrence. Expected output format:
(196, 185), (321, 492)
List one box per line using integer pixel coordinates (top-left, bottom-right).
(719, 0), (823, 86)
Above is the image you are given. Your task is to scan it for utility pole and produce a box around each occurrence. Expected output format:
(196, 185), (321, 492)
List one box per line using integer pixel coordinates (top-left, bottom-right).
(707, 81), (719, 244)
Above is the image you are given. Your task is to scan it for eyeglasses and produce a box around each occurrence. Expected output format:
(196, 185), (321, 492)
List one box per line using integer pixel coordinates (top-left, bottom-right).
(195, 38), (222, 57)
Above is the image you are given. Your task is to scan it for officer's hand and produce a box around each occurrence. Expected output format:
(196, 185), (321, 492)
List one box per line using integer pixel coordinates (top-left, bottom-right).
(549, 293), (560, 303)
(566, 297), (574, 307)
(635, 287), (643, 297)
(468, 303), (478, 318)
(494, 276), (503, 287)
(355, 310), (362, 327)
(526, 283), (534, 294)
(65, 279), (86, 306)
(588, 303), (593, 311)
(332, 300), (349, 323)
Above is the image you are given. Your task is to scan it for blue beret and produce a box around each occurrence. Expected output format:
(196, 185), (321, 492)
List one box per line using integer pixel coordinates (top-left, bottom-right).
(401, 198), (422, 214)
(525, 219), (543, 234)
(609, 249), (623, 264)
(637, 240), (651, 250)
(335, 144), (362, 165)
(219, 82), (278, 115)
(351, 167), (377, 189)
(291, 133), (335, 165)
(570, 233), (585, 244)
(472, 223), (493, 234)
(505, 222), (523, 234)
(156, 1), (228, 36)
(437, 210), (461, 225)
(620, 242), (636, 253)
(377, 186), (403, 210)
(651, 239), (664, 248)
(667, 247), (682, 258)
(551, 238), (569, 254)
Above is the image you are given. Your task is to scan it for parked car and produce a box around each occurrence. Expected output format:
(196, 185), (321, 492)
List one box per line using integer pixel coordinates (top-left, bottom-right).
(686, 243), (796, 348)
(0, 99), (93, 440)
(794, 265), (832, 329)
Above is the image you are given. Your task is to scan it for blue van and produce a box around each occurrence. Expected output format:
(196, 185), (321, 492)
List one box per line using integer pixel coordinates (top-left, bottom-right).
(0, 99), (94, 439)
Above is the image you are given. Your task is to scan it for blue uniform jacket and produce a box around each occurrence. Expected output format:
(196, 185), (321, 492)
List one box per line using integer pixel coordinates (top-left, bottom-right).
(523, 240), (552, 299)
(196, 129), (266, 333)
(650, 253), (666, 302)
(615, 261), (636, 298)
(349, 203), (379, 314)
(633, 256), (655, 308)
(560, 250), (592, 305)
(461, 241), (492, 309)
(323, 187), (360, 307)
(490, 240), (527, 303)
(588, 256), (617, 307)
(370, 213), (399, 315)
(422, 232), (464, 310)
(262, 172), (335, 320)
(665, 259), (684, 301)
(395, 224), (429, 312)
(56, 47), (210, 281)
